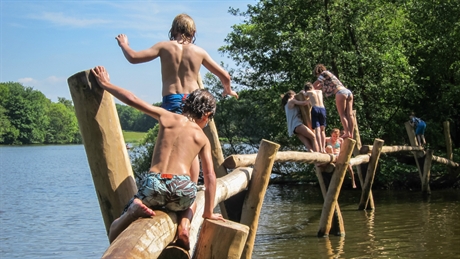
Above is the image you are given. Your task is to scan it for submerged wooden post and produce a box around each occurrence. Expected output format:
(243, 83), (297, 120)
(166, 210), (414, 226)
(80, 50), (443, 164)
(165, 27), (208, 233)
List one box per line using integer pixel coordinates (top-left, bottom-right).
(422, 150), (434, 195)
(358, 139), (384, 210)
(443, 121), (453, 161)
(404, 121), (428, 192)
(240, 139), (280, 259)
(67, 69), (137, 234)
(192, 219), (249, 259)
(317, 138), (356, 237)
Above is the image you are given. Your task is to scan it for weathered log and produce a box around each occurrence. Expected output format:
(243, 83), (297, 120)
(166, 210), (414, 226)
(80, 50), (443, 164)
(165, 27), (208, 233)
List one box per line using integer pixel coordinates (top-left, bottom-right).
(294, 93), (312, 129)
(350, 154), (370, 166)
(317, 138), (356, 237)
(68, 69), (137, 234)
(358, 139), (384, 210)
(432, 155), (459, 167)
(352, 110), (374, 208)
(102, 167), (253, 258)
(405, 121), (427, 192)
(422, 150), (434, 195)
(192, 219), (249, 259)
(443, 121), (453, 161)
(360, 145), (424, 155)
(240, 139), (280, 259)
(223, 151), (335, 169)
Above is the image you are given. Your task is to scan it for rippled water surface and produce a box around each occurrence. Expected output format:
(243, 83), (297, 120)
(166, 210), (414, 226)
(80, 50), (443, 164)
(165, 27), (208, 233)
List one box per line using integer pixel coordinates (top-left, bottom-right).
(1, 145), (459, 258)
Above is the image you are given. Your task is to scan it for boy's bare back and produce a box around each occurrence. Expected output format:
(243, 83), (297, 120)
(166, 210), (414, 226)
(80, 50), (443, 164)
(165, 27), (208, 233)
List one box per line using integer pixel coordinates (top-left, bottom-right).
(305, 89), (325, 107)
(150, 110), (212, 183)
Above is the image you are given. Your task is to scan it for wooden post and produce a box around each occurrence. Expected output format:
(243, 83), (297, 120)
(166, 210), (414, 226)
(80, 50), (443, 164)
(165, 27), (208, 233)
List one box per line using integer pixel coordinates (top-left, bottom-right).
(404, 121), (428, 192)
(67, 70), (137, 234)
(443, 121), (453, 161)
(192, 219), (249, 259)
(422, 150), (434, 195)
(358, 139), (384, 210)
(352, 110), (374, 208)
(240, 139), (280, 259)
(295, 93), (312, 129)
(317, 138), (356, 237)
(197, 73), (229, 219)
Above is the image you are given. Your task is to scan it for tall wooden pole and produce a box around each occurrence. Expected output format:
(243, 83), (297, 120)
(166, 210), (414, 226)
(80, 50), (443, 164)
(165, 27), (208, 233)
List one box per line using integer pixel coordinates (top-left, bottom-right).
(404, 121), (428, 192)
(317, 138), (356, 237)
(67, 69), (137, 234)
(443, 121), (453, 161)
(358, 139), (384, 210)
(240, 139), (280, 259)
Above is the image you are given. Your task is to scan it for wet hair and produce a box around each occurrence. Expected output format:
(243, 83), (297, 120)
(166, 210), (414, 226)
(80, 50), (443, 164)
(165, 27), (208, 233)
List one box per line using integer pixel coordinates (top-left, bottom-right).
(281, 90), (296, 108)
(313, 64), (327, 77)
(169, 13), (196, 43)
(304, 82), (313, 91)
(182, 89), (216, 120)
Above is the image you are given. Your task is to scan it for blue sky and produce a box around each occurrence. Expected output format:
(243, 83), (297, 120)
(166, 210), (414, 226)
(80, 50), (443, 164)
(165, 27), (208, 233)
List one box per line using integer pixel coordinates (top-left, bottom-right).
(1, 0), (254, 104)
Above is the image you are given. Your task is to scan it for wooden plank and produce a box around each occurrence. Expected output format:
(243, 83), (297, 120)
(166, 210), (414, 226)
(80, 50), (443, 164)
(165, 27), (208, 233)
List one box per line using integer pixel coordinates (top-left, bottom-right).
(294, 93), (312, 129)
(422, 150), (434, 195)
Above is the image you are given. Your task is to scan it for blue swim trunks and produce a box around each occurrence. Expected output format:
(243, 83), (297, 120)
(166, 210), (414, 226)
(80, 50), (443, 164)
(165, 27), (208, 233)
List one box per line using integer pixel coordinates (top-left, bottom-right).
(311, 106), (327, 129)
(161, 94), (188, 114)
(122, 172), (197, 214)
(415, 120), (426, 135)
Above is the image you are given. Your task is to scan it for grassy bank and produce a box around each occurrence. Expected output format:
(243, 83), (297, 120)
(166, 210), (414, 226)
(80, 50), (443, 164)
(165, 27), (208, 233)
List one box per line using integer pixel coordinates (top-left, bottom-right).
(123, 131), (147, 144)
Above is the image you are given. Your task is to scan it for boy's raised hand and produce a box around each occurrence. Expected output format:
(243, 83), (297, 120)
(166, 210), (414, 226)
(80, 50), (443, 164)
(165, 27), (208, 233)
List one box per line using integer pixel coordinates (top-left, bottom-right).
(115, 34), (129, 47)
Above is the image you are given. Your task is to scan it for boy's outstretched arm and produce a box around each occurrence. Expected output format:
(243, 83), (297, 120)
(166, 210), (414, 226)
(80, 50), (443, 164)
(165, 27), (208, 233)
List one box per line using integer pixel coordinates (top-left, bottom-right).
(91, 66), (162, 120)
(201, 51), (238, 99)
(199, 140), (225, 222)
(116, 34), (160, 64)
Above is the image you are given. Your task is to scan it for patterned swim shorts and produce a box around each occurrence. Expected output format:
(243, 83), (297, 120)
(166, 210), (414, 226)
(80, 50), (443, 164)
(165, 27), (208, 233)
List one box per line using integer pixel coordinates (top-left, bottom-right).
(122, 172), (197, 215)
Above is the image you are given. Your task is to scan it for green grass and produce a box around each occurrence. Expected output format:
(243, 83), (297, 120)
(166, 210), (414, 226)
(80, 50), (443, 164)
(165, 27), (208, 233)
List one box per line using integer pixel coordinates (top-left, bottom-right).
(123, 131), (147, 144)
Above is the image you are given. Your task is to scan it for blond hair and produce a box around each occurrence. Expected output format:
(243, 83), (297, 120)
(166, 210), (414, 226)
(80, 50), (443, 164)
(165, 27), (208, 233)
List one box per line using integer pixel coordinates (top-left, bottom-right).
(169, 13), (196, 43)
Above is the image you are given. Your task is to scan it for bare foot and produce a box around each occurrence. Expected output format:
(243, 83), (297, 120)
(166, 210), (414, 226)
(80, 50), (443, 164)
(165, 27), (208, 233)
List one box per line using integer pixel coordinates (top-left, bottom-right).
(174, 225), (190, 250)
(352, 183), (357, 189)
(340, 133), (350, 139)
(128, 198), (156, 219)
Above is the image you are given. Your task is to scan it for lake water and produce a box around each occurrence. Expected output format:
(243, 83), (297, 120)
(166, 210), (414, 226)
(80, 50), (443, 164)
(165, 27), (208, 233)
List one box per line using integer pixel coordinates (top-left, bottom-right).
(1, 145), (459, 258)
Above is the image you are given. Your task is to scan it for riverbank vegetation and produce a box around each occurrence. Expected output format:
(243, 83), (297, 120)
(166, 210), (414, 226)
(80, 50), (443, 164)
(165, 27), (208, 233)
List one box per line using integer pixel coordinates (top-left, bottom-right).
(1, 0), (458, 188)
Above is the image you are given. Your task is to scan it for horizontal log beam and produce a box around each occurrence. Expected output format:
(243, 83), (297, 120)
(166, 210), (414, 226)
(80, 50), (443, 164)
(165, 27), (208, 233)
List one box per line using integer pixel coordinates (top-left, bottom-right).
(360, 145), (424, 154)
(102, 167), (253, 258)
(432, 155), (459, 167)
(223, 151), (335, 169)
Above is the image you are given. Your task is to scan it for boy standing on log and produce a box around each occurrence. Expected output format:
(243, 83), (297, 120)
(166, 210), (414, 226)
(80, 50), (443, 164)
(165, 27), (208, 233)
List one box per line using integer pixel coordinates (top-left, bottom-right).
(91, 66), (224, 250)
(115, 13), (238, 193)
(409, 112), (427, 147)
(302, 82), (327, 153)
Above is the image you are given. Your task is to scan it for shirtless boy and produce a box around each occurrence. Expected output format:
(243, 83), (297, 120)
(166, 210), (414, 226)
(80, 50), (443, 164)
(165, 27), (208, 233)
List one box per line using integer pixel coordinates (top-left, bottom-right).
(115, 13), (238, 113)
(302, 82), (327, 153)
(91, 66), (224, 250)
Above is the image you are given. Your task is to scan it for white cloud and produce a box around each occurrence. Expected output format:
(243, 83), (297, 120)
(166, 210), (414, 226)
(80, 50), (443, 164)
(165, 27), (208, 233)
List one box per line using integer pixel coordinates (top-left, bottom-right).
(18, 77), (38, 85)
(31, 12), (111, 28)
(46, 76), (65, 84)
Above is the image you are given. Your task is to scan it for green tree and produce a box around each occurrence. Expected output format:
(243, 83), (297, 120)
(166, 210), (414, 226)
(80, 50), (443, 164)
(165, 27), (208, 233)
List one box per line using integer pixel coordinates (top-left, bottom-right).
(0, 82), (50, 144)
(45, 102), (79, 144)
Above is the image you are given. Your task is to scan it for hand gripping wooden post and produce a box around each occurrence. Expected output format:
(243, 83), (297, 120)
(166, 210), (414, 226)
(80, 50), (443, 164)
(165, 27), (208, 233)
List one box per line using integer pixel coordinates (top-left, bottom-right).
(358, 139), (384, 210)
(192, 219), (249, 259)
(317, 138), (356, 237)
(240, 139), (280, 259)
(67, 69), (137, 234)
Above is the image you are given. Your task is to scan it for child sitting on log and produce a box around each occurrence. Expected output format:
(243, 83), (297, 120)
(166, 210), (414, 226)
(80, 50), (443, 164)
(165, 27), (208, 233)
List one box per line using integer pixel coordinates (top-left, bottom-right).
(91, 66), (225, 250)
(325, 128), (357, 188)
